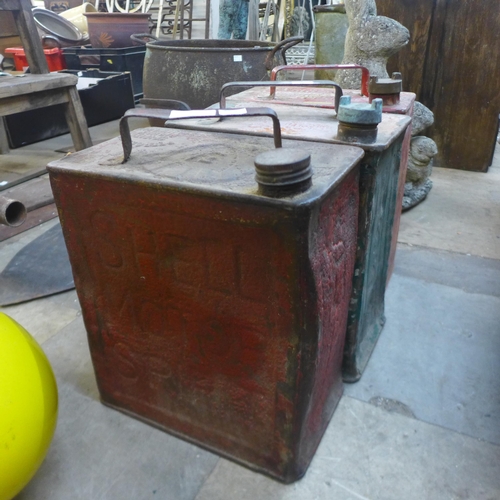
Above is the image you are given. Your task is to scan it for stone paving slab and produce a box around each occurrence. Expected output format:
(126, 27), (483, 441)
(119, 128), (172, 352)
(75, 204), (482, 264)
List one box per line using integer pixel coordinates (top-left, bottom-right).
(345, 273), (500, 445)
(194, 396), (500, 500)
(398, 166), (500, 259)
(1, 289), (80, 345)
(394, 244), (500, 298)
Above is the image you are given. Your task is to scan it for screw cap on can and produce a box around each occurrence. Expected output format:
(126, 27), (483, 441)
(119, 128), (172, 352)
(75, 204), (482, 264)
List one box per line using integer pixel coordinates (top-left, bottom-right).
(368, 72), (403, 95)
(337, 95), (383, 125)
(254, 148), (312, 197)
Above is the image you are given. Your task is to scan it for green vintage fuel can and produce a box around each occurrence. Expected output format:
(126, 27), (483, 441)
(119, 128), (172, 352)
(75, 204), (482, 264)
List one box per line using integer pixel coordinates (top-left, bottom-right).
(167, 82), (412, 382)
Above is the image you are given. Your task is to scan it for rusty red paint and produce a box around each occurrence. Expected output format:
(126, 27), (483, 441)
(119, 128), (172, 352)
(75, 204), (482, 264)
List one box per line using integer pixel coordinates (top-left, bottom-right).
(298, 172), (358, 466)
(70, 181), (300, 470)
(369, 92), (401, 106)
(169, 89), (412, 381)
(48, 128), (363, 482)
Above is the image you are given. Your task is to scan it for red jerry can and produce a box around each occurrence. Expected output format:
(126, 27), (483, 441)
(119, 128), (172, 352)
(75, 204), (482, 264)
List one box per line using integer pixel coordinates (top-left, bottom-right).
(47, 108), (364, 483)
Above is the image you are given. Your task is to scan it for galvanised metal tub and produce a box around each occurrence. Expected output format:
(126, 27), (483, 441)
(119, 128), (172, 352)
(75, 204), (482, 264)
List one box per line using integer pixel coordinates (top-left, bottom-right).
(136, 35), (303, 109)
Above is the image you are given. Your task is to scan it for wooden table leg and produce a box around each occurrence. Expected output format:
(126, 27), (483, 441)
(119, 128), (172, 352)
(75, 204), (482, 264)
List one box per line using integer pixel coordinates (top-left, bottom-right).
(62, 86), (93, 151)
(0, 117), (10, 154)
(11, 0), (50, 75)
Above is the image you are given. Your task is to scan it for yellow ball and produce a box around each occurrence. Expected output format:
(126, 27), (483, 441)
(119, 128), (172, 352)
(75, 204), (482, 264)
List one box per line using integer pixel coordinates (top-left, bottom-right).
(0, 312), (58, 500)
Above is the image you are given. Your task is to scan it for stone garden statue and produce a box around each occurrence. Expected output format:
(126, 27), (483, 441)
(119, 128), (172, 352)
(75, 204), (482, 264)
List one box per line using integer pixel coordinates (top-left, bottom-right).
(404, 102), (438, 210)
(337, 0), (409, 89)
(337, 0), (437, 209)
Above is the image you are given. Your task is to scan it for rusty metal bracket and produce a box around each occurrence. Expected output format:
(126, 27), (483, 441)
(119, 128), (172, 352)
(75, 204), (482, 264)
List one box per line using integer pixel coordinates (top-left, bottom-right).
(119, 107), (283, 162)
(270, 64), (370, 97)
(219, 80), (344, 113)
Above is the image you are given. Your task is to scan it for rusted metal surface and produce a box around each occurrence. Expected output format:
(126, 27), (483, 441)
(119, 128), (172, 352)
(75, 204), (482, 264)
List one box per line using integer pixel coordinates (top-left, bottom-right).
(176, 97), (409, 153)
(122, 108), (312, 197)
(254, 148), (312, 197)
(142, 37), (303, 109)
(169, 88), (410, 382)
(47, 126), (364, 483)
(369, 73), (403, 106)
(0, 203), (58, 242)
(342, 144), (402, 382)
(368, 73), (403, 95)
(215, 83), (414, 116)
(337, 122), (379, 145)
(119, 107), (283, 161)
(201, 84), (415, 284)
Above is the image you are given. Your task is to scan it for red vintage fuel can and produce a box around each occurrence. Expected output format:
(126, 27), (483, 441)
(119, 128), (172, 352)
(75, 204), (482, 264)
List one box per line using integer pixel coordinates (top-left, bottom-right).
(47, 108), (364, 483)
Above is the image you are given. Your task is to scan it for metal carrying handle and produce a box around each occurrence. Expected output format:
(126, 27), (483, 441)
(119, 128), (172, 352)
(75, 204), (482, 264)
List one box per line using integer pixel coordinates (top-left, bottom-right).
(119, 107), (283, 163)
(220, 80), (344, 113)
(265, 35), (304, 69)
(270, 64), (370, 97)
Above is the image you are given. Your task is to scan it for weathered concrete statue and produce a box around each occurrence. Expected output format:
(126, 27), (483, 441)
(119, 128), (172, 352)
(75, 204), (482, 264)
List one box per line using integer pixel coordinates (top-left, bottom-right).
(337, 0), (409, 89)
(404, 102), (438, 210)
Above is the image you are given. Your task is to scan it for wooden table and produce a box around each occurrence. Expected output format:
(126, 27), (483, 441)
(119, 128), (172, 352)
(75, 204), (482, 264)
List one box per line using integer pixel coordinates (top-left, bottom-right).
(0, 0), (92, 155)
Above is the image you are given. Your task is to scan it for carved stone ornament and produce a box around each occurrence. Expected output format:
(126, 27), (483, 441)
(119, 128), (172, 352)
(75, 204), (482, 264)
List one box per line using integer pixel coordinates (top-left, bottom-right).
(403, 102), (438, 211)
(337, 0), (409, 90)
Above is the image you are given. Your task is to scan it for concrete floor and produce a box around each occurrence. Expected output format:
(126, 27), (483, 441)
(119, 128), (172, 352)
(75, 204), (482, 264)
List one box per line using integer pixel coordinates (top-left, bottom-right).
(1, 124), (500, 499)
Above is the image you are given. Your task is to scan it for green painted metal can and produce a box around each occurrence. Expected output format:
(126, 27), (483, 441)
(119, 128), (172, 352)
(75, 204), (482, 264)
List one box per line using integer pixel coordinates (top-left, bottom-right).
(168, 83), (411, 382)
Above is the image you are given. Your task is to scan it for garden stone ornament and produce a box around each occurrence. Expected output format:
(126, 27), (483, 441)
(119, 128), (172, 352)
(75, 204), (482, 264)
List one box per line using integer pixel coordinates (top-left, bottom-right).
(403, 102), (438, 210)
(337, 0), (410, 89)
(411, 100), (434, 136)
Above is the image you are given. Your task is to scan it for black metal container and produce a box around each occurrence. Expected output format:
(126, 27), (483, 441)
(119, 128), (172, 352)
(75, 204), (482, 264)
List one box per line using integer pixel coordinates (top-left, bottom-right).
(62, 45), (146, 102)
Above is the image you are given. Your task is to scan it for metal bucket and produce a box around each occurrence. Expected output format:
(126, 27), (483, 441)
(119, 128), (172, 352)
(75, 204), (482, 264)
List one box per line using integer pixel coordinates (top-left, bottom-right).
(134, 35), (303, 109)
(32, 7), (88, 48)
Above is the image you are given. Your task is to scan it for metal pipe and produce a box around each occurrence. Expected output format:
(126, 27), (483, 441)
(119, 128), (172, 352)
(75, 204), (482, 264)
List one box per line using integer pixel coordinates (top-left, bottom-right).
(0, 196), (27, 227)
